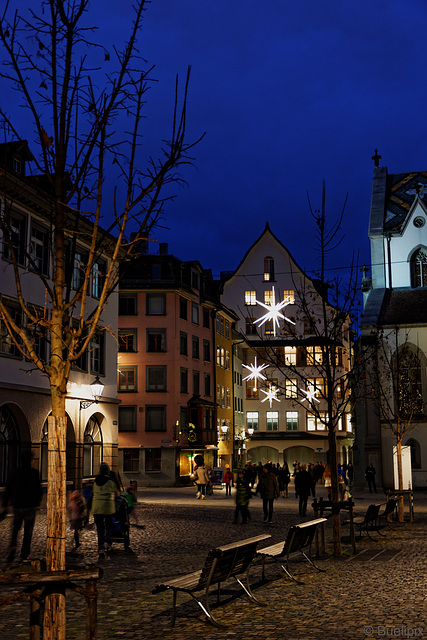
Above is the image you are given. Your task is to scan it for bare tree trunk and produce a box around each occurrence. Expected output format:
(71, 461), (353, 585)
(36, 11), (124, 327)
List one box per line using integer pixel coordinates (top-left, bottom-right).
(43, 414), (67, 640)
(328, 427), (341, 556)
(396, 438), (404, 523)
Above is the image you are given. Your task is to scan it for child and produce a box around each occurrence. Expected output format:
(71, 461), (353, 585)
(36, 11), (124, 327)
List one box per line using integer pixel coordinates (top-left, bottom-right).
(122, 485), (138, 524)
(68, 489), (86, 551)
(233, 477), (251, 524)
(224, 467), (233, 497)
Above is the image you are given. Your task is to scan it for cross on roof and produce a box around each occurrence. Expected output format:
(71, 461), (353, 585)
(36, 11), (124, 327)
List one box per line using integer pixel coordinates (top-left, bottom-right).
(372, 149), (381, 167)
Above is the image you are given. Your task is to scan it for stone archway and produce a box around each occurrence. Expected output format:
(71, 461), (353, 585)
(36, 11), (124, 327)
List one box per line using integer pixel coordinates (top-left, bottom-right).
(283, 445), (315, 467)
(247, 445), (279, 465)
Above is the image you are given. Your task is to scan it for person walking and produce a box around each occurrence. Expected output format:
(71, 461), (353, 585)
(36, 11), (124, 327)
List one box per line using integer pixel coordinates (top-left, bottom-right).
(323, 464), (332, 500)
(68, 489), (86, 552)
(295, 464), (312, 516)
(365, 463), (377, 493)
(1, 450), (42, 563)
(92, 462), (120, 557)
(223, 466), (233, 497)
(233, 477), (251, 524)
(192, 462), (210, 499)
(278, 462), (290, 498)
(256, 463), (279, 524)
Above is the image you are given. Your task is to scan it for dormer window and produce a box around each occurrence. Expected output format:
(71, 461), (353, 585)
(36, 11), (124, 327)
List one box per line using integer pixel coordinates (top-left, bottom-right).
(13, 156), (22, 174)
(411, 248), (427, 288)
(264, 256), (275, 281)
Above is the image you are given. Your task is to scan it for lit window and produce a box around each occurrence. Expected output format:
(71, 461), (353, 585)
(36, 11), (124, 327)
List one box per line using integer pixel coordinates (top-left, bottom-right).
(245, 291), (256, 306)
(264, 257), (275, 281)
(266, 411), (278, 431)
(284, 346), (296, 365)
(118, 366), (137, 391)
(286, 411), (298, 431)
(283, 289), (295, 304)
(226, 388), (231, 409)
(246, 378), (258, 399)
(264, 290), (273, 306)
(346, 414), (352, 432)
(245, 317), (257, 335)
(285, 379), (298, 398)
(247, 411), (258, 431)
(307, 346), (323, 365)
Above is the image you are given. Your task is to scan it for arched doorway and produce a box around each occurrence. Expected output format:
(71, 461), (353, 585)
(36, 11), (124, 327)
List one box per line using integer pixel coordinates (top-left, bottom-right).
(248, 445), (279, 465)
(0, 405), (20, 485)
(283, 445), (315, 467)
(83, 414), (103, 478)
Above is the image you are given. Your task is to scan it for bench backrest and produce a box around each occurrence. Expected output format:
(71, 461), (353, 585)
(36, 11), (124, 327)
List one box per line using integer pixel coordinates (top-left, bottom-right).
(382, 498), (397, 518)
(197, 534), (271, 590)
(363, 504), (380, 523)
(281, 518), (327, 556)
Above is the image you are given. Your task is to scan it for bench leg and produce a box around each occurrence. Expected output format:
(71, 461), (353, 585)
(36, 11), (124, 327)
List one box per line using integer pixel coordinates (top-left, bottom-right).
(301, 551), (326, 574)
(234, 571), (266, 607)
(280, 561), (304, 585)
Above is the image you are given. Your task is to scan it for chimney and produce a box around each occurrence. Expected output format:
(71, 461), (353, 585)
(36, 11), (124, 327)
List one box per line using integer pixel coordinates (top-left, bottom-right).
(159, 242), (169, 256)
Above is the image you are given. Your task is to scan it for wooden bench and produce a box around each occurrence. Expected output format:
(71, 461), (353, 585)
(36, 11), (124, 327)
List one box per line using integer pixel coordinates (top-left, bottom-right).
(256, 518), (327, 584)
(352, 503), (382, 540)
(152, 534), (271, 628)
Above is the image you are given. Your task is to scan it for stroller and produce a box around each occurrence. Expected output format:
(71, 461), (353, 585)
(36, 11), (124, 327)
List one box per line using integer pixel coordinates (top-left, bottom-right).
(110, 494), (130, 550)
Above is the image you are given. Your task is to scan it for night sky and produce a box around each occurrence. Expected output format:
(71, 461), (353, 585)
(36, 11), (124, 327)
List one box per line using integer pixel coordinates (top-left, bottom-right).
(6, 0), (427, 280)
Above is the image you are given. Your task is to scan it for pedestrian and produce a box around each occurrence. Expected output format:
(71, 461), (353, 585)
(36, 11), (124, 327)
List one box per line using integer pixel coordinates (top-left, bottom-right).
(256, 463), (279, 524)
(68, 489), (86, 552)
(92, 462), (120, 557)
(323, 464), (332, 500)
(308, 462), (317, 497)
(292, 462), (300, 497)
(295, 464), (312, 516)
(347, 462), (354, 484)
(82, 480), (93, 526)
(223, 466), (233, 497)
(192, 461), (210, 499)
(233, 477), (251, 524)
(1, 450), (42, 563)
(278, 462), (290, 498)
(337, 464), (348, 501)
(365, 463), (377, 493)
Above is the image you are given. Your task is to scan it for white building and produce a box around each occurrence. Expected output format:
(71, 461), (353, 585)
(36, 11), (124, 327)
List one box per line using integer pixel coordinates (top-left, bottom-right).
(0, 141), (119, 493)
(357, 164), (427, 489)
(220, 223), (353, 467)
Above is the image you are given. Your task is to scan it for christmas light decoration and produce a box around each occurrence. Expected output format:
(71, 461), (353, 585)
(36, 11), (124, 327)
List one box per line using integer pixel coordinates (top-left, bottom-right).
(242, 356), (269, 392)
(301, 384), (320, 404)
(260, 384), (280, 408)
(253, 286), (295, 337)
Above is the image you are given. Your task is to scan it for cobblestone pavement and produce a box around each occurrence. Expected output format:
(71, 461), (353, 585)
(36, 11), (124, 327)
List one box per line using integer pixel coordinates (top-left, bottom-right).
(0, 486), (426, 640)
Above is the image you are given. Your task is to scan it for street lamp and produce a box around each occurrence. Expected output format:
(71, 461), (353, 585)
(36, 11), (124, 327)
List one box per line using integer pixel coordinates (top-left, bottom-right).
(80, 376), (105, 409)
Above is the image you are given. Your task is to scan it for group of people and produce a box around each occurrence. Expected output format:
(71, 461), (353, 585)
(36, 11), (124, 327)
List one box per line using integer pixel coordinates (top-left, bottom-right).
(0, 454), (136, 562)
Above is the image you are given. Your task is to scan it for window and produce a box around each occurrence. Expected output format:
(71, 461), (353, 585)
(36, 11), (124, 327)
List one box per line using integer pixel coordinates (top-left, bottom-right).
(226, 388), (231, 409)
(246, 378), (258, 399)
(180, 332), (188, 356)
(203, 307), (210, 328)
(192, 336), (200, 359)
(180, 368), (188, 393)
(245, 290), (256, 306)
(13, 156), (22, 174)
(119, 293), (137, 315)
(285, 379), (298, 398)
(180, 297), (188, 320)
(145, 448), (162, 471)
(216, 345), (221, 366)
(246, 317), (257, 335)
(118, 366), (137, 391)
(308, 378), (325, 398)
(30, 224), (49, 275)
(267, 411), (279, 431)
(247, 411), (258, 431)
(220, 347), (225, 368)
(191, 270), (200, 289)
(3, 212), (26, 265)
(264, 290), (273, 306)
(307, 412), (327, 431)
(346, 414), (352, 432)
(146, 293), (165, 315)
(146, 365), (167, 391)
(146, 328), (166, 352)
(73, 250), (87, 291)
(216, 384), (221, 405)
(284, 289), (295, 304)
(83, 416), (103, 478)
(264, 319), (274, 336)
(286, 411), (298, 431)
(0, 406), (20, 485)
(307, 346), (323, 365)
(28, 310), (48, 361)
(204, 373), (211, 397)
(225, 320), (230, 339)
(123, 448), (140, 472)
(91, 260), (106, 299)
(412, 248), (427, 287)
(225, 350), (230, 370)
(284, 346), (297, 365)
(192, 302), (199, 324)
(0, 298), (22, 357)
(89, 330), (104, 374)
(203, 339), (210, 362)
(264, 256), (275, 281)
(119, 329), (137, 352)
(221, 386), (225, 408)
(193, 371), (200, 395)
(118, 406), (137, 432)
(145, 406), (166, 432)
(220, 317), (224, 336)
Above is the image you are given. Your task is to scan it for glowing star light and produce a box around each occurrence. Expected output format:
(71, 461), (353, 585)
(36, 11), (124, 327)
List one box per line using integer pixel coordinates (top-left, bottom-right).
(253, 286), (295, 337)
(301, 385), (320, 404)
(260, 384), (280, 408)
(242, 356), (269, 392)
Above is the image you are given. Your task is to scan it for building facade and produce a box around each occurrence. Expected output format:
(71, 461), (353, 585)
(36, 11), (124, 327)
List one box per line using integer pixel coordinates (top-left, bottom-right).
(220, 223), (354, 468)
(356, 165), (427, 489)
(0, 141), (119, 495)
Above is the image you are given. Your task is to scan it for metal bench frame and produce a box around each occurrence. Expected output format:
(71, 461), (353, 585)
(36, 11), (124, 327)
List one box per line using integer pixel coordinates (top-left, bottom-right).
(353, 503), (382, 540)
(256, 518), (327, 584)
(152, 534), (271, 628)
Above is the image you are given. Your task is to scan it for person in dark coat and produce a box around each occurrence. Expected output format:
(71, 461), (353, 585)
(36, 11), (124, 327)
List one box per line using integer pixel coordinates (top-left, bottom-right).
(295, 464), (312, 516)
(365, 463), (377, 493)
(256, 464), (279, 524)
(1, 450), (42, 562)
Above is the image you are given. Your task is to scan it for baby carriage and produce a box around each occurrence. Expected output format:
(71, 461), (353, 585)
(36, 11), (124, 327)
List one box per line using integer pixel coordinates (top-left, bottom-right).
(110, 494), (130, 550)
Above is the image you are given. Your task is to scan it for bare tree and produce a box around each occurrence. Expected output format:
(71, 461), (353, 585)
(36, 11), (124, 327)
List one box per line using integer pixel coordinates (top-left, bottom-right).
(0, 1), (201, 637)
(366, 327), (423, 520)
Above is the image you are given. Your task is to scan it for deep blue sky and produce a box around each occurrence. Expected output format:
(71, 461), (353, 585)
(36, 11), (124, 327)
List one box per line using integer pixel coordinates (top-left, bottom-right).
(7, 1), (427, 280)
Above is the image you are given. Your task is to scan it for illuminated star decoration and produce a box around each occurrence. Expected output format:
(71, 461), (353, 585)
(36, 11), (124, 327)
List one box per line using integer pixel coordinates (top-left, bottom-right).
(261, 384), (280, 408)
(242, 356), (269, 392)
(301, 384), (320, 404)
(253, 286), (295, 337)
